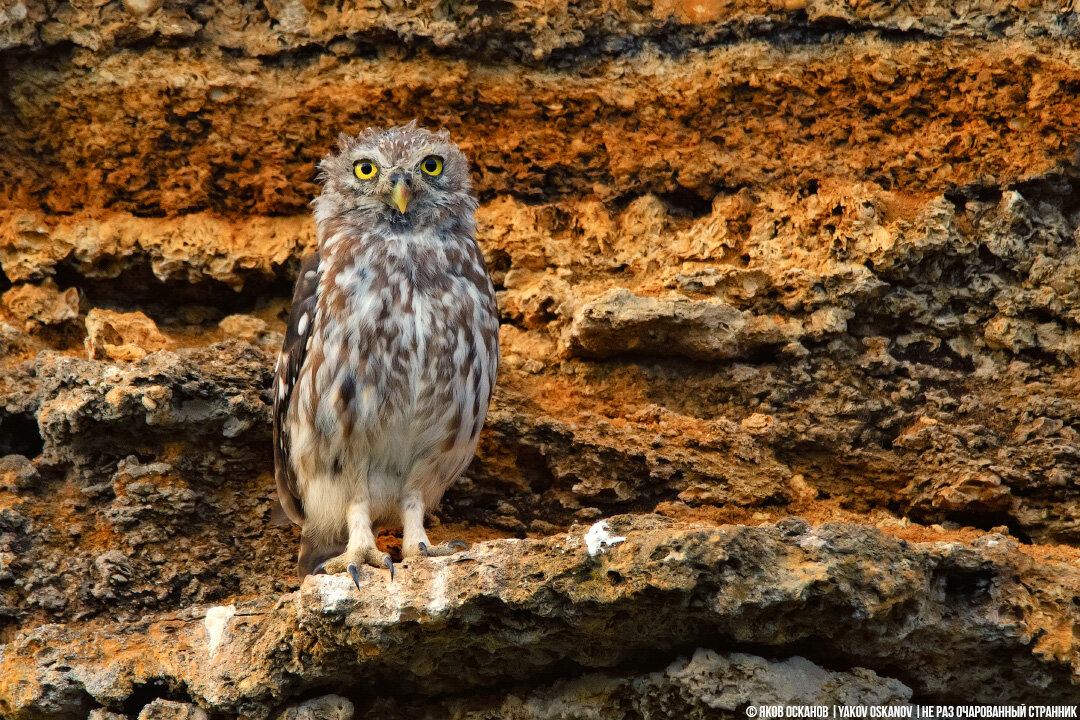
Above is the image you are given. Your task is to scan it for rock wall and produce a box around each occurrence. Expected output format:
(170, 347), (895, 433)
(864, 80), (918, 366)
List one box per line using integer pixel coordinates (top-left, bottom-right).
(1, 1), (1080, 717)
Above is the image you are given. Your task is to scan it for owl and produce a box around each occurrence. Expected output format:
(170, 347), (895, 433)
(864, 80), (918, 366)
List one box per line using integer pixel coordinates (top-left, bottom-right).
(272, 122), (499, 588)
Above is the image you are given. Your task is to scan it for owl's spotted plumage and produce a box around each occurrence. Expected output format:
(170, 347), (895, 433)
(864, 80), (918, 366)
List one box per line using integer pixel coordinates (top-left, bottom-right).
(273, 122), (499, 584)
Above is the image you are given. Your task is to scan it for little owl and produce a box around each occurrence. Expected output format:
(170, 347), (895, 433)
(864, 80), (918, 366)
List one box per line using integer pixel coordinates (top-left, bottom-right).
(272, 122), (499, 588)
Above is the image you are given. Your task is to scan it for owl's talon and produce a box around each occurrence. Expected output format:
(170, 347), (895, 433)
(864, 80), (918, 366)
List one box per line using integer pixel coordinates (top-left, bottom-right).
(321, 547), (394, 588)
(417, 541), (430, 557)
(421, 539), (469, 557)
(347, 563), (362, 592)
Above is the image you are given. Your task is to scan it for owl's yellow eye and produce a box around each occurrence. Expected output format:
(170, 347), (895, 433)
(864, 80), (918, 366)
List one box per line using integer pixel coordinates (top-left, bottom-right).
(421, 155), (443, 177)
(354, 160), (378, 179)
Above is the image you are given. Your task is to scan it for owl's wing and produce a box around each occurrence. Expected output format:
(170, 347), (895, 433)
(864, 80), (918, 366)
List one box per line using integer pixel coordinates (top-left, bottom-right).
(272, 251), (321, 526)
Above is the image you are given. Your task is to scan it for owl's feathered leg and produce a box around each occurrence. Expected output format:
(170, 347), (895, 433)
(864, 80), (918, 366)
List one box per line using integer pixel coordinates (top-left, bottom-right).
(321, 500), (394, 589)
(401, 495), (469, 559)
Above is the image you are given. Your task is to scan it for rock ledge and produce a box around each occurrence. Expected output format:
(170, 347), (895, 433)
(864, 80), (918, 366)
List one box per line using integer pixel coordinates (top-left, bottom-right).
(1, 515), (1076, 719)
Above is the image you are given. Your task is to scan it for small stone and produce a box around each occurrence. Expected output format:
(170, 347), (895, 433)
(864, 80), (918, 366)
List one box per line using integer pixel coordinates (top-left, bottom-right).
(786, 474), (818, 503)
(5, 1), (27, 21)
(931, 472), (1012, 513)
(776, 516), (811, 537)
(177, 306), (217, 324)
(218, 314), (268, 341)
(519, 358), (545, 374)
(88, 710), (129, 720)
(0, 279), (79, 332)
(273, 694), (354, 720)
(28, 586), (67, 612)
(782, 340), (810, 357)
(740, 412), (775, 438)
(85, 309), (170, 362)
(219, 314), (283, 352)
(137, 699), (208, 720)
(984, 315), (1037, 353)
(0, 506), (28, 532)
(0, 454), (39, 491)
(530, 518), (561, 534)
(122, 0), (163, 17)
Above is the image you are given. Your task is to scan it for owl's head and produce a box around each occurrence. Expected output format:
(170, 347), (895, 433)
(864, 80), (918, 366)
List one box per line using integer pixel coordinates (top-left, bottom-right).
(313, 121), (475, 231)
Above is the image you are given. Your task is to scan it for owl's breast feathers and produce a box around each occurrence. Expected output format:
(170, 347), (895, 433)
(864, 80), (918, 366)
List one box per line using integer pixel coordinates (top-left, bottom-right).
(272, 220), (499, 524)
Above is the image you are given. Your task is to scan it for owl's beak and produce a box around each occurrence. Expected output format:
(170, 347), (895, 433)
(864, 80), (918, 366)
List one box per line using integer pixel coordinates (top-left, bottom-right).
(390, 177), (411, 214)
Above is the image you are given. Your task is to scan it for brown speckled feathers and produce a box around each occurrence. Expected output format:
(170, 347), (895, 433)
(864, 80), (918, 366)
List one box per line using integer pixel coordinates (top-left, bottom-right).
(272, 124), (499, 578)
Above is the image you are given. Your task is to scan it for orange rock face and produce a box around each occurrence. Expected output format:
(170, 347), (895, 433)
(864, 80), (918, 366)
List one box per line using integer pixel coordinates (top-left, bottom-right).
(1, 2), (1079, 717)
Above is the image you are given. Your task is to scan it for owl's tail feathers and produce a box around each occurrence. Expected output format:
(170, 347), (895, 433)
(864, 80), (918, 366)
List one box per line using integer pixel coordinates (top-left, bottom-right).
(269, 500), (293, 528)
(297, 536), (343, 579)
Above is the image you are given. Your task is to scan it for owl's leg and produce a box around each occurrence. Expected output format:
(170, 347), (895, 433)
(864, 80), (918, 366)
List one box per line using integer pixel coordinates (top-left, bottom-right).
(321, 500), (394, 589)
(401, 494), (469, 559)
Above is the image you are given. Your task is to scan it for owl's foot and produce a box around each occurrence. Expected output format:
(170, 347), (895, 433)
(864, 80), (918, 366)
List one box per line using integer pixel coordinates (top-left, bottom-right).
(321, 547), (394, 590)
(418, 539), (469, 557)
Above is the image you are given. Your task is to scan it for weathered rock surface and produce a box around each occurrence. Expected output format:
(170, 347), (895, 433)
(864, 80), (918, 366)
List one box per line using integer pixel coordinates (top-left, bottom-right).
(3, 0), (1080, 715)
(3, 41), (1079, 219)
(134, 699), (208, 720)
(1, 516), (1077, 719)
(0, 342), (295, 634)
(84, 308), (170, 361)
(273, 695), (353, 720)
(0, 278), (79, 333)
(3, 0), (1072, 58)
(1, 340), (803, 631)
(369, 651), (912, 720)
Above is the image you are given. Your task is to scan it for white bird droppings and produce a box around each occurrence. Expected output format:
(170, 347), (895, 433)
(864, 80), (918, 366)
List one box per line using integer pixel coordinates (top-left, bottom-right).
(204, 604), (236, 655)
(585, 520), (626, 556)
(797, 535), (828, 552)
(427, 565), (449, 614)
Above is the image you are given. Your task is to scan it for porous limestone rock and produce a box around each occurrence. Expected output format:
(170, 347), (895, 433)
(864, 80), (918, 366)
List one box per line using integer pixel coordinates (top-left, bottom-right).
(219, 313), (285, 353)
(0, 516), (1075, 720)
(273, 695), (354, 720)
(137, 699), (209, 720)
(0, 279), (79, 332)
(369, 650), (912, 719)
(85, 308), (171, 362)
(3, 0), (1080, 715)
